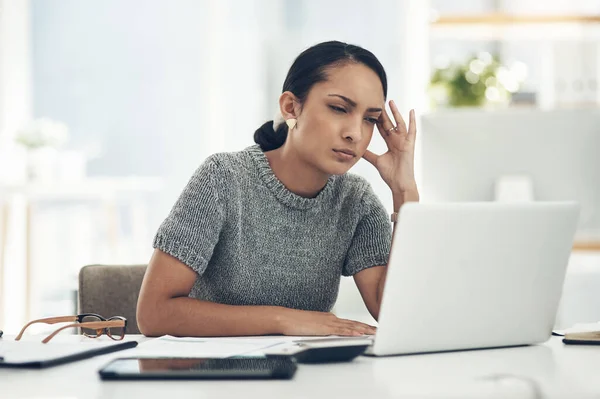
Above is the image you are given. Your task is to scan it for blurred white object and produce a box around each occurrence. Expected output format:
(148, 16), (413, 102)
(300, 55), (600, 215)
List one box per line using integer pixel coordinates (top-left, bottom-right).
(0, 144), (27, 184)
(0, 176), (164, 331)
(555, 252), (600, 329)
(494, 175), (534, 202)
(552, 41), (599, 108)
(26, 147), (58, 182)
(421, 108), (600, 232)
(15, 118), (73, 183)
(24, 148), (88, 183)
(56, 150), (87, 182)
(15, 118), (69, 150)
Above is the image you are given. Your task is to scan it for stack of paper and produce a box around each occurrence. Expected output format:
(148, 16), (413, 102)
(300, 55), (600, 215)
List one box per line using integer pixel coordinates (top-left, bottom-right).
(553, 322), (600, 336)
(126, 335), (288, 358)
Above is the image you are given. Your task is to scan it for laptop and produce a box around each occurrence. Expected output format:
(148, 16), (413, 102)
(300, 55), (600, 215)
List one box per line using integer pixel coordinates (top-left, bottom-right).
(361, 201), (580, 356)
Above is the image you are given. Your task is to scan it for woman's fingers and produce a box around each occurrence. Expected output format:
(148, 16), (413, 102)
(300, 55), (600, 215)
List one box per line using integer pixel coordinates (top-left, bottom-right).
(336, 319), (377, 334)
(378, 107), (395, 134)
(375, 121), (389, 140)
(338, 318), (375, 331)
(359, 324), (377, 334)
(389, 100), (407, 135)
(362, 149), (378, 166)
(335, 328), (364, 336)
(408, 109), (417, 140)
(298, 312), (377, 336)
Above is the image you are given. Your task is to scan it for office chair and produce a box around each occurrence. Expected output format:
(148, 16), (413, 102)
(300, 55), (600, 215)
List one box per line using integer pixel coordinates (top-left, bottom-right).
(78, 264), (147, 335)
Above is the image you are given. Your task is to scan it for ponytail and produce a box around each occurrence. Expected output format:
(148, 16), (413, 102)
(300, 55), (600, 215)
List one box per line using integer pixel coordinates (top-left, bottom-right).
(253, 120), (289, 152)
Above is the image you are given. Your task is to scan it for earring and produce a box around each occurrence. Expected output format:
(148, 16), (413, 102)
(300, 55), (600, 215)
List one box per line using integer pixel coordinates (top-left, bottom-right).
(285, 118), (297, 130)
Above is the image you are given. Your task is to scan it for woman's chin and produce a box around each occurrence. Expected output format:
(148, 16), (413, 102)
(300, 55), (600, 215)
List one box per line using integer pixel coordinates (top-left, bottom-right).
(322, 159), (356, 176)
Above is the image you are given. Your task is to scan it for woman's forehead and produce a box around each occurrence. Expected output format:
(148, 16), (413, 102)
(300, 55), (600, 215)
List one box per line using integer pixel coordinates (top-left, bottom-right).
(312, 63), (385, 107)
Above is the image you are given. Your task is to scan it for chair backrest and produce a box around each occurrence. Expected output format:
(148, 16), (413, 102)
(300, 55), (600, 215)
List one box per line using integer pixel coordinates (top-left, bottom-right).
(78, 264), (147, 335)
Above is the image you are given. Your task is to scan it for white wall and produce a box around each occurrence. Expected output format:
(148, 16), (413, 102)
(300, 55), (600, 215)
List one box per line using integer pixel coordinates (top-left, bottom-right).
(30, 0), (432, 214)
(24, 0), (432, 322)
(0, 0), (33, 333)
(0, 0), (32, 182)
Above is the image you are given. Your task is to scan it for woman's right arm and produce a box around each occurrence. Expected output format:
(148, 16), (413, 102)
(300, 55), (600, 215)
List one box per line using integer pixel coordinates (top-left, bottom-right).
(136, 249), (376, 337)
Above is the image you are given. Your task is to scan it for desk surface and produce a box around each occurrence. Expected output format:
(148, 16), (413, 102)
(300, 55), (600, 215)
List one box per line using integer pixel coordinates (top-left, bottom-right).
(1, 335), (600, 399)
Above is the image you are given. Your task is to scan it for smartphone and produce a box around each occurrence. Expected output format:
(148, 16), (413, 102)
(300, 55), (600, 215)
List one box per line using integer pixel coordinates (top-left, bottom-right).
(98, 356), (297, 380)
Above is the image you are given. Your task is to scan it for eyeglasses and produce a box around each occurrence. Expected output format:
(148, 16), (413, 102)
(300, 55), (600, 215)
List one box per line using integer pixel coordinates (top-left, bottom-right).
(15, 313), (127, 344)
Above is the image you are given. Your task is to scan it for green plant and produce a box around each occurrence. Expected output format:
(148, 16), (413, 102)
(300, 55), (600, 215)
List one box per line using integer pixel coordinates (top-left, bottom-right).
(429, 53), (523, 108)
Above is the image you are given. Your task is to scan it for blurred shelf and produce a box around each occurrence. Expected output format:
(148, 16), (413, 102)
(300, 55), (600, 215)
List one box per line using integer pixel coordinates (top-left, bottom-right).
(574, 230), (600, 252)
(430, 13), (600, 41)
(422, 107), (600, 117)
(432, 13), (600, 25)
(0, 176), (164, 200)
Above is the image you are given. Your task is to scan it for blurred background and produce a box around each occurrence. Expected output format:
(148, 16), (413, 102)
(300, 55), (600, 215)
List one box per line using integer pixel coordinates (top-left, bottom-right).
(0, 0), (599, 334)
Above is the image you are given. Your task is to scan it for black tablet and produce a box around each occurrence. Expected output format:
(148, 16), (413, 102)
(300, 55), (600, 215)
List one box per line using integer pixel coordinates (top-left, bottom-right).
(98, 357), (297, 380)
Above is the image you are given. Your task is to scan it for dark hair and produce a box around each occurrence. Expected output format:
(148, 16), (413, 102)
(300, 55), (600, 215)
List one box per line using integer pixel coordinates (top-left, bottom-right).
(254, 41), (388, 151)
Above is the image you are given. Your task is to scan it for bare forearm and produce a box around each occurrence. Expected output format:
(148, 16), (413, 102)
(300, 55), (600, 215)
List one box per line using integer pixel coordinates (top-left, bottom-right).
(138, 297), (285, 337)
(376, 267), (388, 311)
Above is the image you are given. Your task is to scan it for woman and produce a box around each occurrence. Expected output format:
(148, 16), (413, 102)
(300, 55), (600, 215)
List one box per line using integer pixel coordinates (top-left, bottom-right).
(137, 40), (419, 337)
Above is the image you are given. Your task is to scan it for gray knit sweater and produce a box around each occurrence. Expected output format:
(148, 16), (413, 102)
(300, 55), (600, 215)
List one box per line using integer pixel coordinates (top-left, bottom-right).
(153, 144), (392, 312)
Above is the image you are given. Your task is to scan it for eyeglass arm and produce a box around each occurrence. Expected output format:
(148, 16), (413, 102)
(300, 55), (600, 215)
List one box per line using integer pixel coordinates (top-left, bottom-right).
(15, 316), (78, 341)
(41, 320), (125, 344)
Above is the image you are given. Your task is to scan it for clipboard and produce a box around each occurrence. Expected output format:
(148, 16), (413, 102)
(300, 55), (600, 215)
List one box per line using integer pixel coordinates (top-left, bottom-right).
(0, 340), (138, 368)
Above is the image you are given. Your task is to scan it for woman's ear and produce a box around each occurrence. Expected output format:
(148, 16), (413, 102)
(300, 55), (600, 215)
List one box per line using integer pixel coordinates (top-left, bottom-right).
(279, 91), (299, 121)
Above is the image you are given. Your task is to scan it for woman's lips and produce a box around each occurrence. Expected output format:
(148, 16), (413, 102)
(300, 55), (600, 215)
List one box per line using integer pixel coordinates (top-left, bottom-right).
(332, 148), (356, 161)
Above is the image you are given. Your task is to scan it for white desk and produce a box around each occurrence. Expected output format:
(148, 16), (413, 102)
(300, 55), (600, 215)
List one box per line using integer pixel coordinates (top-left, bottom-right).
(1, 335), (599, 398)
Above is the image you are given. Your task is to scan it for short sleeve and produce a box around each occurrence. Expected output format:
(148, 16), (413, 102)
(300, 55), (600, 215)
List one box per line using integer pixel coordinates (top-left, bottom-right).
(342, 184), (392, 276)
(153, 156), (225, 275)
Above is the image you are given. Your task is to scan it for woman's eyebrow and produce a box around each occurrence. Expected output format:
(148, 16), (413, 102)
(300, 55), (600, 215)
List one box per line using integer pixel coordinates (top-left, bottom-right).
(327, 94), (382, 113)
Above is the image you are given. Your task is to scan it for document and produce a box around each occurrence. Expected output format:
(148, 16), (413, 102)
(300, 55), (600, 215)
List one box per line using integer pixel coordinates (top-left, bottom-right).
(292, 335), (374, 347)
(128, 335), (288, 358)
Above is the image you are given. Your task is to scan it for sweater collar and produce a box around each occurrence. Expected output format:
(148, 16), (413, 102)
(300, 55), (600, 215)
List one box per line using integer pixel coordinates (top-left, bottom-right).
(246, 144), (336, 210)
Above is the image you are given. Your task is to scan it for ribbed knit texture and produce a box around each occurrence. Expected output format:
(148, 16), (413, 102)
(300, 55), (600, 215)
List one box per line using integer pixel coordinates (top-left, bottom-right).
(153, 144), (392, 312)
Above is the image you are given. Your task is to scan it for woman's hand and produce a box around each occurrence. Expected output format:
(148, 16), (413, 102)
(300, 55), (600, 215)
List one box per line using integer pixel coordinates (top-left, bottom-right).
(277, 308), (376, 336)
(362, 100), (418, 196)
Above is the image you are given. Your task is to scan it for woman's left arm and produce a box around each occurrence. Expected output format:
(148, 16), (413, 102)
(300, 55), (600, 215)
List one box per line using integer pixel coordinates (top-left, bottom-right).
(354, 190), (419, 319)
(355, 101), (420, 320)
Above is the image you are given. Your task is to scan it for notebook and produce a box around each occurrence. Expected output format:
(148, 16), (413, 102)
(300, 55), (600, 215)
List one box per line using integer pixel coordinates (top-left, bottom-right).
(563, 331), (600, 346)
(0, 339), (137, 368)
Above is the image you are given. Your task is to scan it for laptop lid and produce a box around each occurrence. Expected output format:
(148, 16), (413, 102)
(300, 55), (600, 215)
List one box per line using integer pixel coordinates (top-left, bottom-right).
(372, 202), (579, 356)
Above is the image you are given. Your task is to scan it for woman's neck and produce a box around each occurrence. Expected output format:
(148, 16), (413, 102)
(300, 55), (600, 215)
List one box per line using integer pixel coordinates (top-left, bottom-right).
(264, 143), (330, 198)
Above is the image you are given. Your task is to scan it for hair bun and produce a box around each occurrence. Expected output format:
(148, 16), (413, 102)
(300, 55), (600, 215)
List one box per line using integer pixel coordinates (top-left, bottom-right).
(254, 120), (288, 151)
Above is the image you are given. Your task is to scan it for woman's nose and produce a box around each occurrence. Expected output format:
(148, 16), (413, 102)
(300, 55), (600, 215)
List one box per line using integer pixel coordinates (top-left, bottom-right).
(343, 119), (363, 142)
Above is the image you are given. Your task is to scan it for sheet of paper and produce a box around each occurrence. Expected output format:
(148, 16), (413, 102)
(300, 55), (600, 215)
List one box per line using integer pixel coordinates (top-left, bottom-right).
(0, 340), (126, 363)
(258, 336), (374, 355)
(127, 335), (287, 358)
(291, 335), (374, 346)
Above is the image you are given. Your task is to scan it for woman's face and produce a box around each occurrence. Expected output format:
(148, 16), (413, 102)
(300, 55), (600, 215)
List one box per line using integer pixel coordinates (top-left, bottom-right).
(289, 62), (385, 176)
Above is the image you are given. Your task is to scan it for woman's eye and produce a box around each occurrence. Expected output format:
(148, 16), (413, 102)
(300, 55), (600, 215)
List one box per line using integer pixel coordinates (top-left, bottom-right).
(365, 117), (378, 124)
(329, 105), (347, 113)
